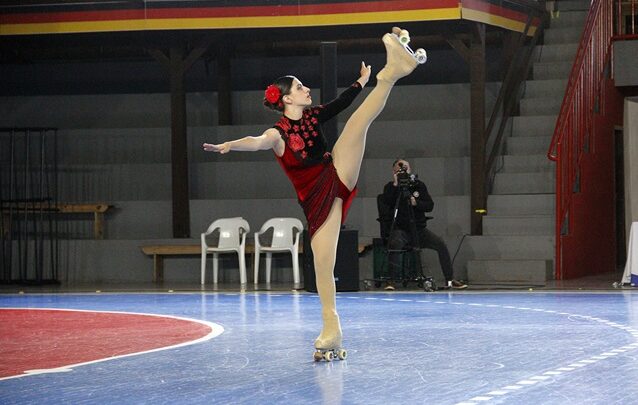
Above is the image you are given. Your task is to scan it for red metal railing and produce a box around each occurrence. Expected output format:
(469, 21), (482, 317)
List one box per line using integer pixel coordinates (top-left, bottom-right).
(617, 0), (638, 37)
(546, 0), (616, 280)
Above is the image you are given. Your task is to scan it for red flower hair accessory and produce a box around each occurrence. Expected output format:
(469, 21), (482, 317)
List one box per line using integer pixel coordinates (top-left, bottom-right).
(265, 84), (281, 104)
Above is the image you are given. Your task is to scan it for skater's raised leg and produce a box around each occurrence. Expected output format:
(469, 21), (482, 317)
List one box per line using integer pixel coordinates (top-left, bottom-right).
(333, 27), (419, 190)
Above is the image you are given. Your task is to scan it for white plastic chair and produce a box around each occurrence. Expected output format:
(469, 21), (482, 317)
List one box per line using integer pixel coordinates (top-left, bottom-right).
(254, 217), (304, 288)
(200, 217), (250, 286)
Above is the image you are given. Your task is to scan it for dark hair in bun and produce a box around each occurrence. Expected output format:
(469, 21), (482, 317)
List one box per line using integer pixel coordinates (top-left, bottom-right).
(263, 75), (295, 112)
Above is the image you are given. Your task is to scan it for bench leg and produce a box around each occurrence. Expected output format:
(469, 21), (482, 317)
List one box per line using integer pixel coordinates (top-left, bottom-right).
(153, 255), (164, 284)
(94, 212), (104, 239)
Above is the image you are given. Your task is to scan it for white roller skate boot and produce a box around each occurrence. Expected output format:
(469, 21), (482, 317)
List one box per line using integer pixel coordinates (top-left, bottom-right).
(376, 27), (427, 84)
(313, 313), (347, 362)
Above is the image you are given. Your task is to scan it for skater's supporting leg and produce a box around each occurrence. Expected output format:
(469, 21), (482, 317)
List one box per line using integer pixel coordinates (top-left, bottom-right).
(310, 198), (344, 349)
(333, 27), (418, 190)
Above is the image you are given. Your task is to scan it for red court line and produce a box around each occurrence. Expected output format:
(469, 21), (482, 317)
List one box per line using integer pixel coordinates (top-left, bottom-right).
(0, 308), (220, 379)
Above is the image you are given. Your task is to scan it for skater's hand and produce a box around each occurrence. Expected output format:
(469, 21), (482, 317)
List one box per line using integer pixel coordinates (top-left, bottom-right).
(357, 61), (372, 87)
(203, 142), (231, 154)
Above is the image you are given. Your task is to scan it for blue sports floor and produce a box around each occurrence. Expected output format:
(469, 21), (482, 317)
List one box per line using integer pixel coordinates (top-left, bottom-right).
(1, 291), (638, 404)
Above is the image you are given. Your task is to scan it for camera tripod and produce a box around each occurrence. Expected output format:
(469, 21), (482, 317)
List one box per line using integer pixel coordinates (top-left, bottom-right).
(366, 180), (437, 292)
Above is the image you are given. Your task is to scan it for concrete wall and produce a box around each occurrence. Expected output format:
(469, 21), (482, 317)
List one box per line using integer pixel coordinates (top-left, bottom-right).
(614, 41), (638, 87)
(0, 82), (499, 128)
(2, 81), (490, 285)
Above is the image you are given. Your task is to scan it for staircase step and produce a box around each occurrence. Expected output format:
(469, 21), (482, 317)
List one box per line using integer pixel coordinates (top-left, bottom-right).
(492, 172), (555, 194)
(520, 97), (563, 116)
(555, 1), (591, 11)
(544, 27), (584, 44)
(533, 43), (578, 63)
(523, 79), (567, 99)
(549, 10), (588, 27)
(487, 194), (554, 216)
(464, 235), (555, 260)
(501, 154), (554, 173)
(533, 61), (573, 80)
(512, 115), (558, 137)
(483, 215), (554, 236)
(507, 136), (553, 155)
(467, 260), (553, 285)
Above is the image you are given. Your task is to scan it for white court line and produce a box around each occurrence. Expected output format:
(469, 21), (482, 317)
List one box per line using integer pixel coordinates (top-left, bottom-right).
(516, 380), (539, 385)
(530, 376), (551, 380)
(225, 291), (638, 403)
(433, 300), (638, 405)
(0, 307), (224, 381)
(486, 390), (509, 395)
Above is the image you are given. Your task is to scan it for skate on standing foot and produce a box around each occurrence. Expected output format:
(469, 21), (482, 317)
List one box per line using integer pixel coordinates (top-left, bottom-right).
(313, 314), (346, 361)
(377, 27), (427, 83)
(314, 347), (348, 362)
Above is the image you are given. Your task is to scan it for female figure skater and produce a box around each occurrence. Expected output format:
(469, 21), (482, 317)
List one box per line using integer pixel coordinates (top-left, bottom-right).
(204, 27), (422, 360)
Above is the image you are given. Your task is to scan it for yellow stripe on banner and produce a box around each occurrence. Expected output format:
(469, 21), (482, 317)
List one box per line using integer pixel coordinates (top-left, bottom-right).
(0, 8), (462, 35)
(461, 9), (537, 36)
(0, 20), (148, 35)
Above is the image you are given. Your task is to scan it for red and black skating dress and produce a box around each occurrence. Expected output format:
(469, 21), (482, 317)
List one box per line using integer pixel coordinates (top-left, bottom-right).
(273, 82), (362, 239)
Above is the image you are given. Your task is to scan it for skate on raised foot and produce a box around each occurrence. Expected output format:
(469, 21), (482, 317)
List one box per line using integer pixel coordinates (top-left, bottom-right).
(313, 347), (348, 362)
(377, 27), (427, 83)
(395, 29), (428, 64)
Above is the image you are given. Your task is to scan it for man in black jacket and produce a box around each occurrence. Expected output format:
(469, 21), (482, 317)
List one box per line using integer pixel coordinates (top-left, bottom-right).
(380, 159), (467, 289)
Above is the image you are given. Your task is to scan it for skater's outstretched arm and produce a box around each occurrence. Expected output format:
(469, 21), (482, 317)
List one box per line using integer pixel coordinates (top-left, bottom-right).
(316, 62), (371, 123)
(203, 128), (283, 154)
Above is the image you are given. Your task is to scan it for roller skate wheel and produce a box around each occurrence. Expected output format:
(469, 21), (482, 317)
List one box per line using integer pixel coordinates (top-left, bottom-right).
(399, 30), (410, 45)
(313, 351), (323, 362)
(415, 48), (427, 64)
(337, 349), (347, 360)
(323, 351), (334, 362)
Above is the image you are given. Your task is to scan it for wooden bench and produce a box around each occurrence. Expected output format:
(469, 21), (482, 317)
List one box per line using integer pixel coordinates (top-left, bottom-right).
(1, 203), (112, 239)
(140, 242), (371, 283)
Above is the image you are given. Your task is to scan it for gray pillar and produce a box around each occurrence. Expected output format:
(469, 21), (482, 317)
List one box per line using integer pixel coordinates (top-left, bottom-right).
(320, 42), (338, 150)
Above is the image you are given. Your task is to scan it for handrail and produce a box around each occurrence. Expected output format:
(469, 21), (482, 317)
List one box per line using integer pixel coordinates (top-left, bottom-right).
(484, 13), (546, 191)
(546, 0), (615, 280)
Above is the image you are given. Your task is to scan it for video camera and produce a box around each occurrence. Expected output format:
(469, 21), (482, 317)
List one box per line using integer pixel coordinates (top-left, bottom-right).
(396, 162), (417, 188)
